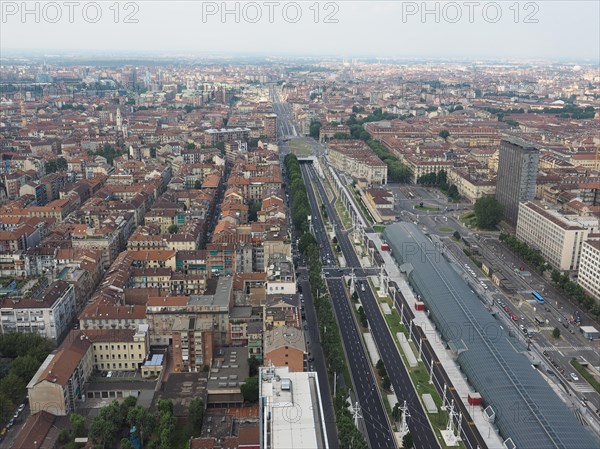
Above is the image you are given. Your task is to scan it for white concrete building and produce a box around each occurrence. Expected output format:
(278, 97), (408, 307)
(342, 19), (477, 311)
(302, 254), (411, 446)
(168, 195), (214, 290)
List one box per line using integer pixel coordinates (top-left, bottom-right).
(265, 254), (296, 295)
(0, 280), (77, 343)
(516, 202), (599, 271)
(577, 240), (600, 301)
(259, 365), (329, 449)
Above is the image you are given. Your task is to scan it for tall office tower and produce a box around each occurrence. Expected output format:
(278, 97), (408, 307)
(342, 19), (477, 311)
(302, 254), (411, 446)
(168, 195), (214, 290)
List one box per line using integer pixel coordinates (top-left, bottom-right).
(495, 137), (540, 226)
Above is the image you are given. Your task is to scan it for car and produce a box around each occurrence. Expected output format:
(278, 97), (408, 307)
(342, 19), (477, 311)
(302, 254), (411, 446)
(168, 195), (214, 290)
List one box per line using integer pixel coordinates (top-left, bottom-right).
(520, 315), (525, 321)
(570, 373), (579, 381)
(581, 399), (588, 407)
(7, 419), (14, 428)
(361, 283), (366, 292)
(107, 371), (113, 378)
(17, 404), (25, 413)
(101, 371), (108, 377)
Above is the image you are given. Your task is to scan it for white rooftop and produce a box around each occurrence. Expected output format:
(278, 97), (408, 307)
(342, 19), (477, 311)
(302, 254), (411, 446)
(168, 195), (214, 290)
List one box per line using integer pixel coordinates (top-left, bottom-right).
(260, 366), (328, 449)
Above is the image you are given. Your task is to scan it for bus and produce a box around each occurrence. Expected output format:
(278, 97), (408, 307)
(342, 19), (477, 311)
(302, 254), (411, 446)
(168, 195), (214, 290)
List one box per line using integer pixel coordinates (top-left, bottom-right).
(532, 290), (545, 304)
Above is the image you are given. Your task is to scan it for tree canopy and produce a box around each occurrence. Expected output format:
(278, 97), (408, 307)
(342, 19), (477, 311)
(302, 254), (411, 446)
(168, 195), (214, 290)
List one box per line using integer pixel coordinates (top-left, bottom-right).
(241, 376), (259, 403)
(473, 196), (504, 229)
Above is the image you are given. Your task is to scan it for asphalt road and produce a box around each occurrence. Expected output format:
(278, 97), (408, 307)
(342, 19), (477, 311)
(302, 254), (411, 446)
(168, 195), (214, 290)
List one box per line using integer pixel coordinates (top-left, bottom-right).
(301, 163), (396, 449)
(298, 266), (340, 449)
(305, 164), (440, 449)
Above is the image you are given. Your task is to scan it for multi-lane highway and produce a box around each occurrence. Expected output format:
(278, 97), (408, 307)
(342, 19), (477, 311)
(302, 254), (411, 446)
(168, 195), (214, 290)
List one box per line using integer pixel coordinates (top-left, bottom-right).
(301, 163), (397, 449)
(304, 163), (441, 449)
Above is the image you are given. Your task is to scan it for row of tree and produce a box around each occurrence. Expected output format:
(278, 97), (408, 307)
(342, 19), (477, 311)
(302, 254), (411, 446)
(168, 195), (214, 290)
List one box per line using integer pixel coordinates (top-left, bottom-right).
(284, 154), (310, 233)
(287, 160), (367, 449)
(366, 140), (411, 183)
(500, 234), (600, 320)
(298, 232), (345, 375)
(85, 397), (204, 449)
(499, 233), (547, 274)
(550, 270), (600, 318)
(333, 389), (369, 449)
(416, 169), (460, 201)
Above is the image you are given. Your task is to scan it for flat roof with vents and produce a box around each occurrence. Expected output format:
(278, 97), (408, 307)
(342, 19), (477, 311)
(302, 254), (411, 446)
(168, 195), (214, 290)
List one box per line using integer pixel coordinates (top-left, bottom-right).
(259, 366), (328, 449)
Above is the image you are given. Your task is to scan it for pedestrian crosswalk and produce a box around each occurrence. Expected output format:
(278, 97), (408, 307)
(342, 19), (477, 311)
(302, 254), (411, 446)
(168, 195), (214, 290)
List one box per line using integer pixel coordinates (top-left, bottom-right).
(573, 383), (596, 393)
(539, 346), (597, 352)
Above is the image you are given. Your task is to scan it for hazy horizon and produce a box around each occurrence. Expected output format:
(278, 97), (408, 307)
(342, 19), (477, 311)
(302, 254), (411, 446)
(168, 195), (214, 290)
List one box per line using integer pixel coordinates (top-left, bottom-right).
(1, 1), (599, 64)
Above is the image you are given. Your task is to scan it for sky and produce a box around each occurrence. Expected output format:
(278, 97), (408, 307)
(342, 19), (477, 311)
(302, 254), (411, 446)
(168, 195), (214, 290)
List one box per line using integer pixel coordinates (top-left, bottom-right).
(1, 1), (599, 63)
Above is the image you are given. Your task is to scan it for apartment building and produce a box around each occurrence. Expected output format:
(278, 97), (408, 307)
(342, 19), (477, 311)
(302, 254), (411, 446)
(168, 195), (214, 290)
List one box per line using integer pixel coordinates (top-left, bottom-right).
(27, 326), (150, 416)
(265, 254), (296, 295)
(327, 141), (387, 185)
(146, 276), (234, 347)
(89, 325), (150, 372)
(263, 113), (277, 138)
(171, 316), (214, 372)
(577, 240), (600, 301)
(0, 280), (76, 343)
(203, 127), (250, 146)
(27, 334), (94, 416)
(516, 202), (599, 271)
(447, 168), (496, 203)
(404, 156), (454, 184)
(263, 325), (305, 373)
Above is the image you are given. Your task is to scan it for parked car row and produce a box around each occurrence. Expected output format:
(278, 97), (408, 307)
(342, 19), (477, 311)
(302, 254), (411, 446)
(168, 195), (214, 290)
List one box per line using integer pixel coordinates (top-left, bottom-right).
(1, 400), (27, 439)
